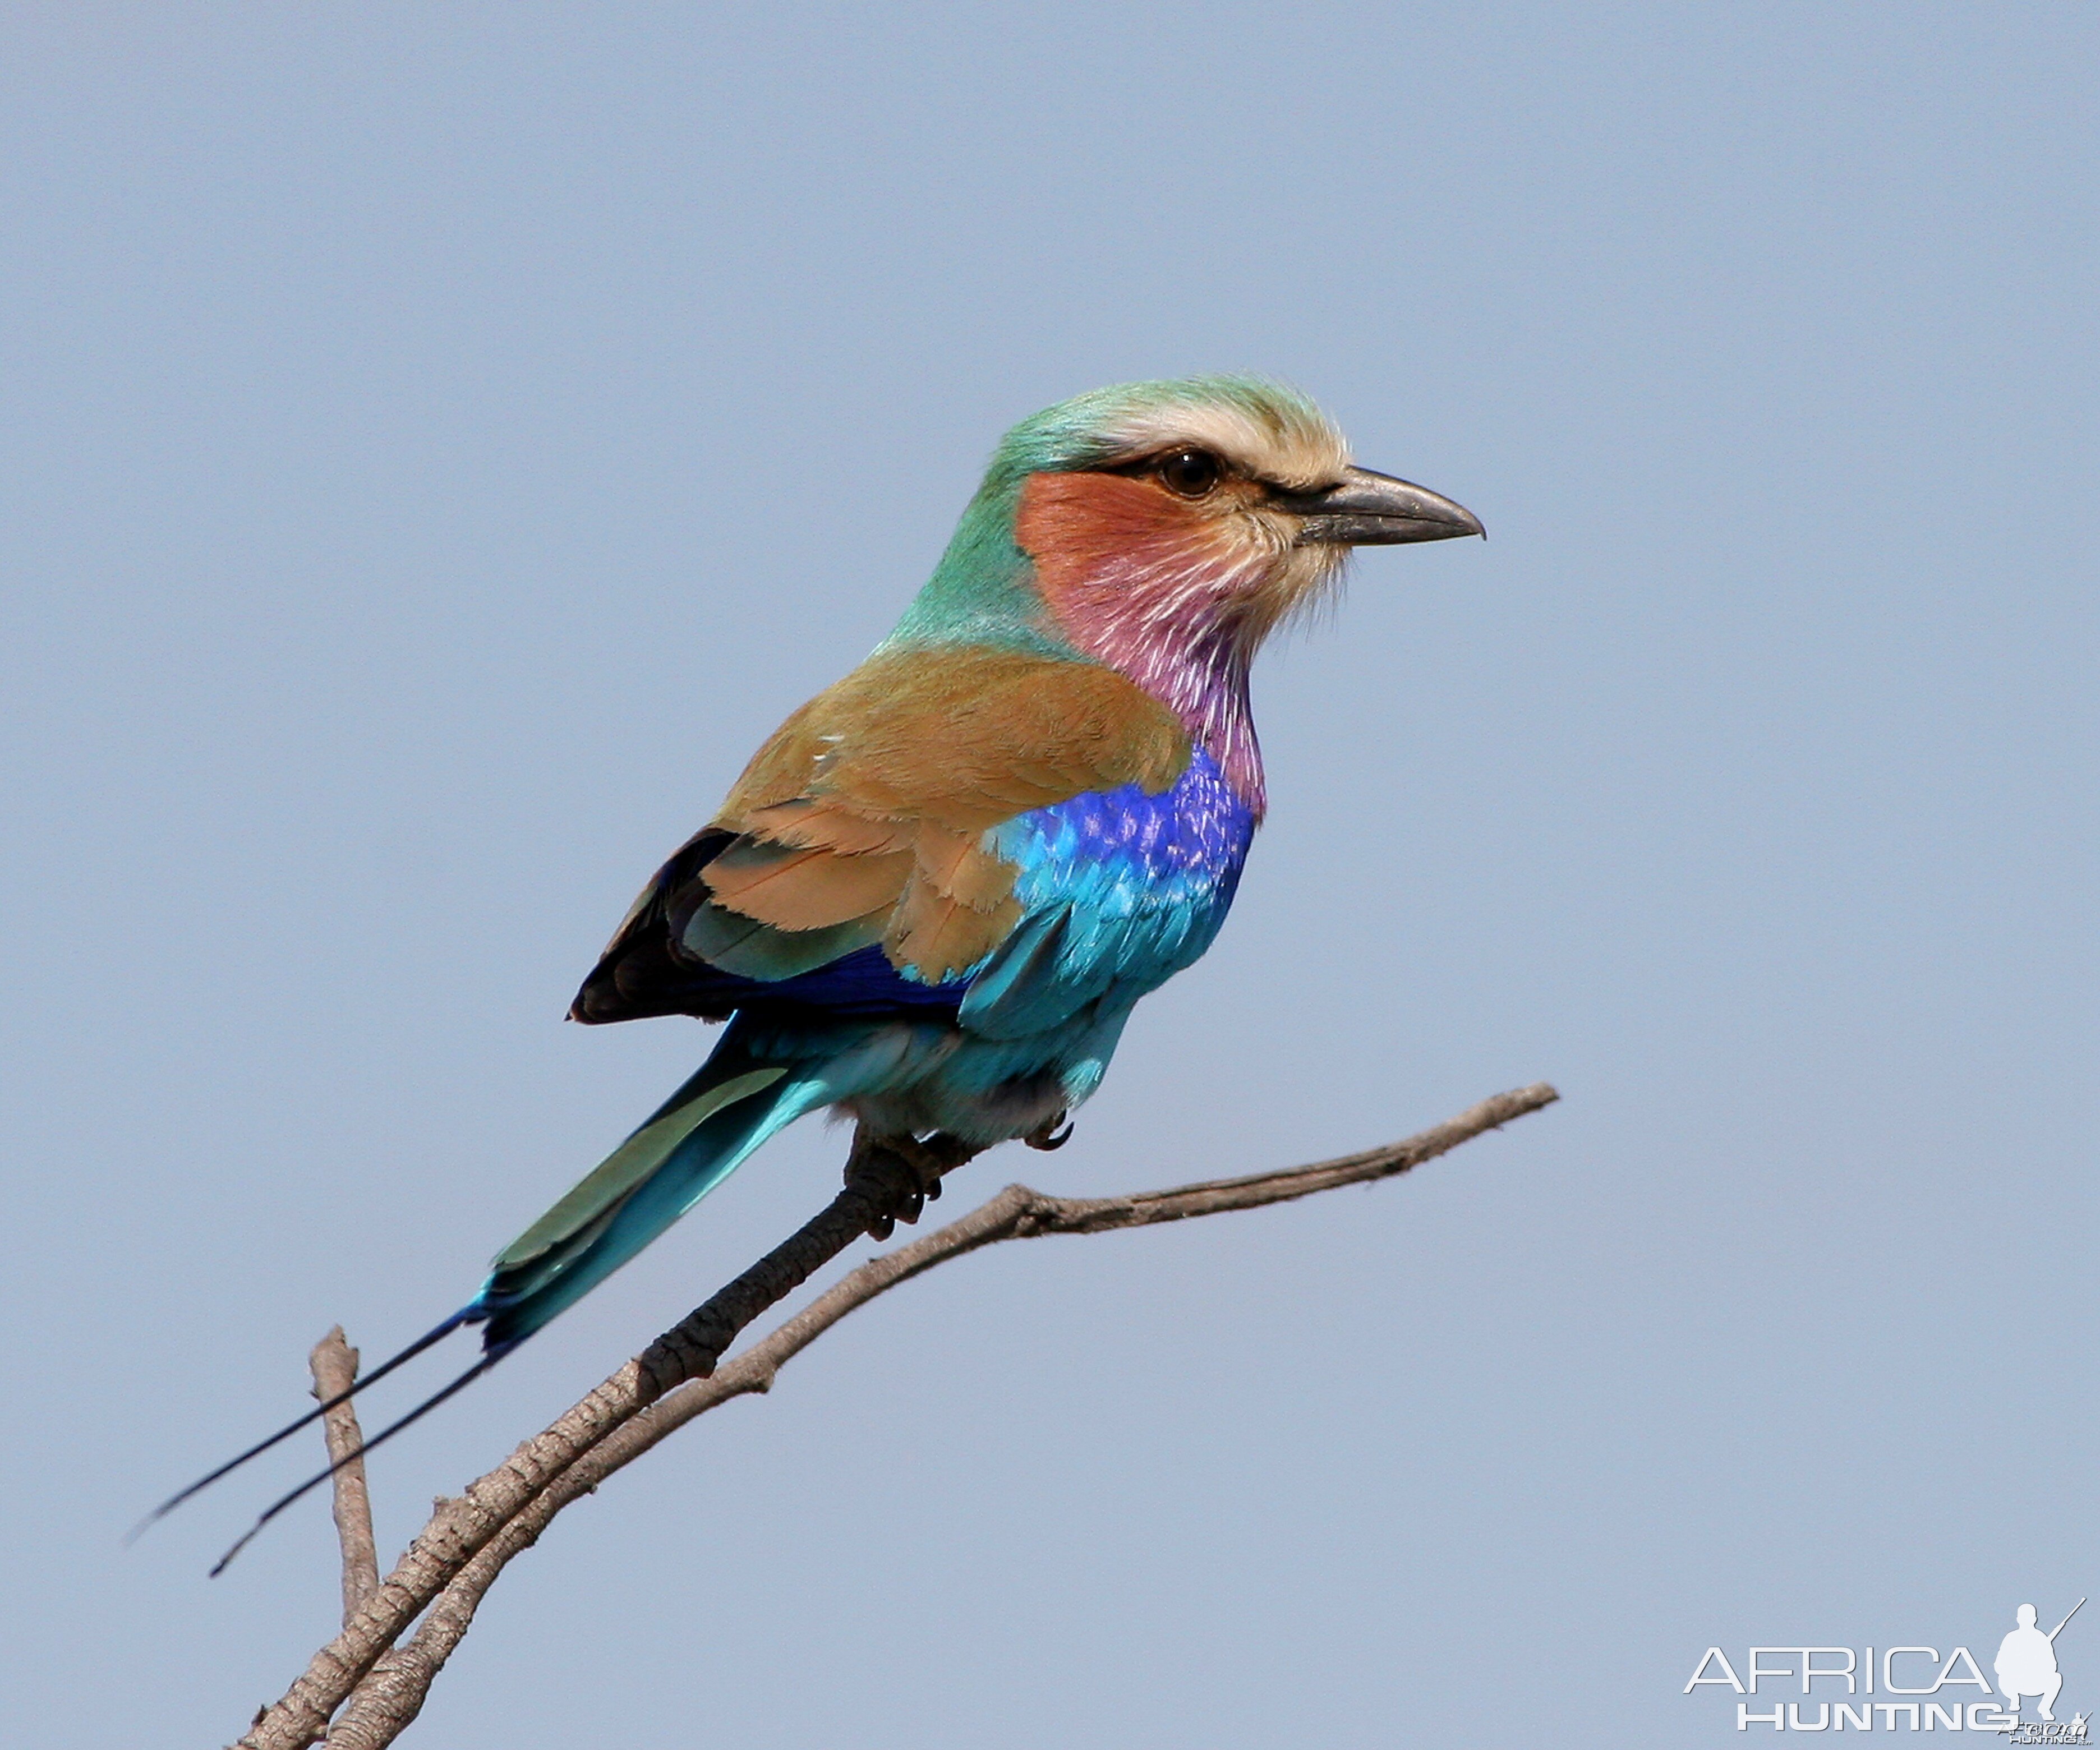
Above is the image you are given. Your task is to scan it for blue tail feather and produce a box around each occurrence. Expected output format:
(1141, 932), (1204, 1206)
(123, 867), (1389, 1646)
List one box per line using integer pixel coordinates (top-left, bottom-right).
(469, 1020), (823, 1348)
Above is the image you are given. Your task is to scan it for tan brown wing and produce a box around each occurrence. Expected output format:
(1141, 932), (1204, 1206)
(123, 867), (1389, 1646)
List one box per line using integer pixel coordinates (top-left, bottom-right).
(700, 646), (1190, 983)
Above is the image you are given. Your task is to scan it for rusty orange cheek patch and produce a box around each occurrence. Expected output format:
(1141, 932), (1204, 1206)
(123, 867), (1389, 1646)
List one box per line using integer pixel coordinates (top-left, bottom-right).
(1015, 472), (1224, 604)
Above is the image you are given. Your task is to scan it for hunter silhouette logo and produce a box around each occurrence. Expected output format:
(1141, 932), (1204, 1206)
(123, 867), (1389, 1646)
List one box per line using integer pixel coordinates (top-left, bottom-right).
(1998, 1600), (2084, 1727)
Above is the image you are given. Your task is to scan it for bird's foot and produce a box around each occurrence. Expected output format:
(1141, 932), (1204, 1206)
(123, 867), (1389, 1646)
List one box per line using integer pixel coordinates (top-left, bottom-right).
(847, 1129), (979, 1239)
(1024, 1112), (1073, 1151)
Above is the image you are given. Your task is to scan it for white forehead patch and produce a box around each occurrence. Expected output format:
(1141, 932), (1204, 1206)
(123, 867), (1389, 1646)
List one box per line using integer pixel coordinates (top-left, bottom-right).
(1098, 399), (1352, 491)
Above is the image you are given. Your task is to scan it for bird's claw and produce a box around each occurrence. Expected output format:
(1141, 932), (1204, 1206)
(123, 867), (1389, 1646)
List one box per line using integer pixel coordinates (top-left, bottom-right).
(1024, 1115), (1074, 1152)
(849, 1130), (978, 1239)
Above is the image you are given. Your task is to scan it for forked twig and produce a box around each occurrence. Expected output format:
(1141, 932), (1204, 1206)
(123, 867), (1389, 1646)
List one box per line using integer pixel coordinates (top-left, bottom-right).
(237, 1083), (1559, 1750)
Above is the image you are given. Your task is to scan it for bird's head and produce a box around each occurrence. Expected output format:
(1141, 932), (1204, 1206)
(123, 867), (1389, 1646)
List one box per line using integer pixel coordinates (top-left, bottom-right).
(883, 377), (1480, 810)
(892, 376), (1481, 678)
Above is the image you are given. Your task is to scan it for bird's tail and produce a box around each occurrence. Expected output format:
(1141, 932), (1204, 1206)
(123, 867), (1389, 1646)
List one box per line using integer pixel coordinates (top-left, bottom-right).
(468, 1016), (823, 1348)
(141, 1020), (822, 1563)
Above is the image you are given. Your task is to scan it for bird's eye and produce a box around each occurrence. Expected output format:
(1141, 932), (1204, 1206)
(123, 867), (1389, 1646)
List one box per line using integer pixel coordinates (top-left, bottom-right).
(1158, 448), (1222, 498)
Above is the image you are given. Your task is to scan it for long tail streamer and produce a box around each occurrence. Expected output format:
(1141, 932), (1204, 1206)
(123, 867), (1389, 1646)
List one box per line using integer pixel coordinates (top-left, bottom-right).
(130, 1308), (477, 1543)
(206, 1341), (520, 1577)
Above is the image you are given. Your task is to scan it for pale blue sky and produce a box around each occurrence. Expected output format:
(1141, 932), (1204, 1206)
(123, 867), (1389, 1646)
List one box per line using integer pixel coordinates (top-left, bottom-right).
(3, 6), (2094, 1746)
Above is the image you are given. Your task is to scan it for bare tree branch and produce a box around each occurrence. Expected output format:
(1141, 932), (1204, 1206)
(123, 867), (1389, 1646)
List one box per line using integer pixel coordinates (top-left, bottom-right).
(236, 1083), (1558, 1750)
(307, 1329), (379, 1627)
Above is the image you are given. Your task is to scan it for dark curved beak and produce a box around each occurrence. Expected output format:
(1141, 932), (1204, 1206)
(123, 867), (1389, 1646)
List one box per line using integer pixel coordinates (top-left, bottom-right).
(1270, 466), (1484, 546)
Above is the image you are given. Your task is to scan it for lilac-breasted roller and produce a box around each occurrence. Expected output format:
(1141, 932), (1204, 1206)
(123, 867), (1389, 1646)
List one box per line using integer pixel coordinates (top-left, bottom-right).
(484, 375), (1480, 1343)
(158, 377), (1480, 1541)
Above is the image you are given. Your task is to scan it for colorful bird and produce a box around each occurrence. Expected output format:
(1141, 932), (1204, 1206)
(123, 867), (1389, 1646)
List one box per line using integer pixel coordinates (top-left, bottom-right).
(155, 376), (1480, 1544)
(480, 375), (1481, 1344)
